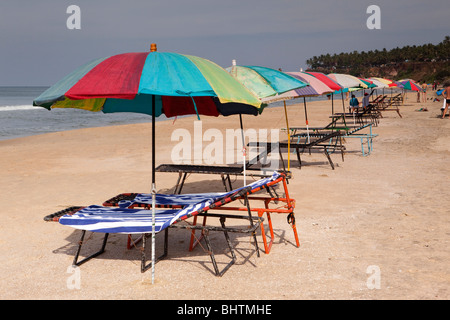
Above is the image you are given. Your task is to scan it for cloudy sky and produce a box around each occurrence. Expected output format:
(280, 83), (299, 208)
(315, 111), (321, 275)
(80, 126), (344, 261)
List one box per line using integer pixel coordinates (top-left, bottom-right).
(0, 0), (449, 86)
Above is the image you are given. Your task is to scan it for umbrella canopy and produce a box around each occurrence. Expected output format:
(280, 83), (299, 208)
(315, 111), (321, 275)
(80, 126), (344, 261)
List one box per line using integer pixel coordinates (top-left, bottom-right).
(226, 64), (308, 101)
(275, 71), (335, 99)
(400, 80), (422, 92)
(371, 77), (397, 88)
(306, 72), (343, 91)
(328, 73), (369, 89)
(358, 78), (377, 88)
(34, 50), (263, 117)
(368, 78), (389, 89)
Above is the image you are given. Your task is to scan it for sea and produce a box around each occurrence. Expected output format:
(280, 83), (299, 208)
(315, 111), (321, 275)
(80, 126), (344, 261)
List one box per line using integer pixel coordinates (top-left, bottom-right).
(0, 86), (163, 141)
(0, 86), (329, 141)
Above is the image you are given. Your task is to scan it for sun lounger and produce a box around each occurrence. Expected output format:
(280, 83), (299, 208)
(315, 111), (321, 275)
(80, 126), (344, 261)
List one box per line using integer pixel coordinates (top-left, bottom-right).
(44, 172), (297, 276)
(102, 171), (299, 254)
(289, 123), (378, 156)
(331, 104), (380, 126)
(249, 131), (344, 170)
(155, 144), (275, 193)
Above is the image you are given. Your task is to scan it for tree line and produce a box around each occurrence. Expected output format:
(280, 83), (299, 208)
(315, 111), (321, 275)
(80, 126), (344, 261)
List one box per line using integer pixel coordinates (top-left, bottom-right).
(306, 36), (450, 72)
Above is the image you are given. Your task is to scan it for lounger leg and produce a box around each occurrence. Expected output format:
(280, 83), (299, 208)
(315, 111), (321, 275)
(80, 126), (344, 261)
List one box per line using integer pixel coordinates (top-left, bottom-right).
(260, 205), (274, 254)
(244, 194), (260, 257)
(189, 215), (207, 251)
(174, 172), (183, 194)
(282, 178), (300, 248)
(339, 136), (345, 162)
(324, 147), (335, 170)
(176, 173), (188, 194)
(295, 146), (302, 169)
(141, 229), (169, 273)
(72, 231), (109, 267)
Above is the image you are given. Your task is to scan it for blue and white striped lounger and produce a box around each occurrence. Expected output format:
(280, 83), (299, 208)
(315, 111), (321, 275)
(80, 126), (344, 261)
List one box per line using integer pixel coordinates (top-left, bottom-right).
(53, 172), (282, 275)
(59, 200), (212, 234)
(116, 171), (281, 209)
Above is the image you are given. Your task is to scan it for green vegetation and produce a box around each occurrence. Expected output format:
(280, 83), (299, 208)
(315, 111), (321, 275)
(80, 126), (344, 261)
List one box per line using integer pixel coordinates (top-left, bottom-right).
(306, 36), (450, 83)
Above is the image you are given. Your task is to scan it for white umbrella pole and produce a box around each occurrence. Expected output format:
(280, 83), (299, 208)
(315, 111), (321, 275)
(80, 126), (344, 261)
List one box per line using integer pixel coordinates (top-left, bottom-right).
(303, 97), (310, 144)
(151, 95), (156, 284)
(283, 100), (291, 171)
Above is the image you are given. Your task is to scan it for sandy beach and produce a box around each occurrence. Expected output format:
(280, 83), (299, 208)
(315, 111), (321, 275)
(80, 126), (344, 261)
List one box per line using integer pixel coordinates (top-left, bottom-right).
(0, 92), (449, 300)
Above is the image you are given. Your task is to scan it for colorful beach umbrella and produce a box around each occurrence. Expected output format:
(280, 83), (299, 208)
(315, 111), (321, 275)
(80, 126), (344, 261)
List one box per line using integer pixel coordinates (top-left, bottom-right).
(33, 44), (264, 284)
(368, 78), (389, 89)
(400, 80), (422, 92)
(306, 72), (343, 92)
(272, 71), (334, 100)
(328, 73), (369, 90)
(371, 77), (397, 88)
(305, 72), (349, 123)
(358, 78), (377, 88)
(226, 62), (308, 171)
(226, 64), (308, 101)
(281, 72), (335, 143)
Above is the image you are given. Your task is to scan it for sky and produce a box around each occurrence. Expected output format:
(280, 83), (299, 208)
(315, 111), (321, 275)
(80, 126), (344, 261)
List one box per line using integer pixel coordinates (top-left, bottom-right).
(0, 0), (449, 86)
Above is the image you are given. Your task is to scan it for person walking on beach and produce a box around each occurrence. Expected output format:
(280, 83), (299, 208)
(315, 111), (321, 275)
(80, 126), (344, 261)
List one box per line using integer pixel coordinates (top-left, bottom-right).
(362, 92), (370, 110)
(442, 84), (450, 119)
(421, 82), (428, 102)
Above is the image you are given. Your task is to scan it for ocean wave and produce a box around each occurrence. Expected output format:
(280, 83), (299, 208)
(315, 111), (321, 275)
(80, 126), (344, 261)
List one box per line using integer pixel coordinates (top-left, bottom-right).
(0, 105), (43, 111)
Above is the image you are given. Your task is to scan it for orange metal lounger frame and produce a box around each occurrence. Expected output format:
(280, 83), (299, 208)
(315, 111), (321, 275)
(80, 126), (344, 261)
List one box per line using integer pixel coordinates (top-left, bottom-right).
(188, 173), (299, 254)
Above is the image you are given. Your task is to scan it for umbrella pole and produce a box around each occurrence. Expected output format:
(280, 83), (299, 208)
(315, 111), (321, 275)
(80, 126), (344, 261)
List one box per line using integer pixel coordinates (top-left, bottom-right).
(341, 91), (347, 127)
(239, 114), (246, 186)
(303, 97), (310, 144)
(151, 94), (156, 284)
(283, 101), (291, 171)
(331, 94), (334, 115)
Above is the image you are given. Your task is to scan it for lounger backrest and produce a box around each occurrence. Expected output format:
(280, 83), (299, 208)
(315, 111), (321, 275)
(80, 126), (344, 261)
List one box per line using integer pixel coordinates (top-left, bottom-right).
(121, 171), (283, 209)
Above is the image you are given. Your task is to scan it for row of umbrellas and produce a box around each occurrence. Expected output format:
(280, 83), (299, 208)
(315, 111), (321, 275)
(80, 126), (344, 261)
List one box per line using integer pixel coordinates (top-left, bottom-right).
(32, 44), (421, 283)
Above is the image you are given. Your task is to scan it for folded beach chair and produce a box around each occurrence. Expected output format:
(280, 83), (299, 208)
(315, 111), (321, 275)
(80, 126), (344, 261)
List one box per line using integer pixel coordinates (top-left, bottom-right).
(103, 171), (299, 254)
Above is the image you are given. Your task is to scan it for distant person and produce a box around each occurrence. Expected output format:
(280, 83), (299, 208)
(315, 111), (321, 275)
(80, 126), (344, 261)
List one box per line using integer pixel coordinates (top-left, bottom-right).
(349, 94), (360, 112)
(422, 82), (428, 102)
(362, 92), (371, 109)
(442, 84), (450, 119)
